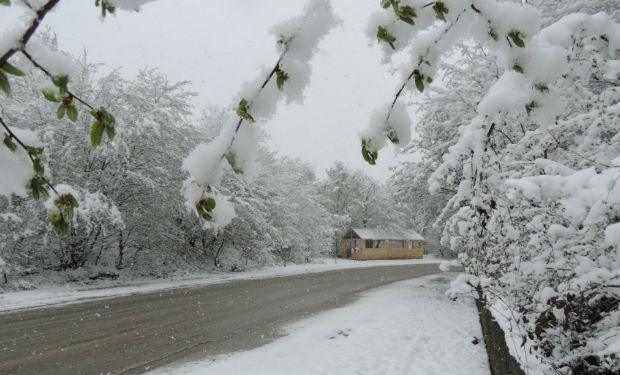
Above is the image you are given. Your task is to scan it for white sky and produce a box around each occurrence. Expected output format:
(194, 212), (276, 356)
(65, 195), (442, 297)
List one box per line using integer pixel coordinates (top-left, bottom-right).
(6, 0), (422, 181)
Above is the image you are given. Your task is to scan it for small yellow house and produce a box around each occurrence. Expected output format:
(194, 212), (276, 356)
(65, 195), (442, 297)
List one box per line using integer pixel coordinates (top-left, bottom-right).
(340, 228), (424, 260)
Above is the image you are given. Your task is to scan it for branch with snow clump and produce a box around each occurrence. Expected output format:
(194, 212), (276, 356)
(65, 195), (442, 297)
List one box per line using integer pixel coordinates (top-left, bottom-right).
(182, 0), (339, 229)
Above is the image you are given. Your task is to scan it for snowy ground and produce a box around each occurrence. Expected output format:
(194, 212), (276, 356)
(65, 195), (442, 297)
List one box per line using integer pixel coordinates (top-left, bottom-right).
(148, 273), (490, 375)
(0, 257), (442, 312)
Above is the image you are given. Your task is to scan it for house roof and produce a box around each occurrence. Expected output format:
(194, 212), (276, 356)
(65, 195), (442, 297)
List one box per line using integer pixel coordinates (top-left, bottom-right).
(351, 228), (424, 241)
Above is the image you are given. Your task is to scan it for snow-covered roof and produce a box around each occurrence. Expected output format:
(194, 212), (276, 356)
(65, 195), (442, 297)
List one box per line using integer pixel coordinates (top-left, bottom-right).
(351, 228), (424, 241)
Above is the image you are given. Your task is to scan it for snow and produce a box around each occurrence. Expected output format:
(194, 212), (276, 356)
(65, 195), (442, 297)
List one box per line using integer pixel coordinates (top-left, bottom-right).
(0, 257), (441, 312)
(24, 37), (82, 78)
(107, 0), (157, 11)
(350, 227), (424, 240)
(0, 127), (40, 196)
(148, 273), (489, 375)
(490, 300), (551, 375)
(605, 222), (620, 263)
(360, 101), (412, 152)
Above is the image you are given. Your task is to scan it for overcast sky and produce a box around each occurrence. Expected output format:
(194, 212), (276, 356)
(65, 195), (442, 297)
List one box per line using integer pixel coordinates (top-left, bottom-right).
(8, 0), (422, 181)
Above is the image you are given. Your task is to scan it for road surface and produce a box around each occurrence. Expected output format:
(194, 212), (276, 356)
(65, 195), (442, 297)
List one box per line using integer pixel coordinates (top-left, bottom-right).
(0, 263), (440, 374)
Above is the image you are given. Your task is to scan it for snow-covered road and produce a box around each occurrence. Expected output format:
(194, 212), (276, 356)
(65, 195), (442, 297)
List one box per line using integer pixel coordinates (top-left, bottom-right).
(149, 273), (490, 375)
(1, 263), (449, 374)
(0, 258), (441, 312)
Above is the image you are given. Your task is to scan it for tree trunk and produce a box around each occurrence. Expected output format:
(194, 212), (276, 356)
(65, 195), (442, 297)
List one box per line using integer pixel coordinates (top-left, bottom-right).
(116, 230), (125, 269)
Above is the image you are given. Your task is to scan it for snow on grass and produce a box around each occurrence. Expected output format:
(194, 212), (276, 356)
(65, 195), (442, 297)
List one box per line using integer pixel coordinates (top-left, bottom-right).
(0, 257), (441, 312)
(149, 273), (489, 375)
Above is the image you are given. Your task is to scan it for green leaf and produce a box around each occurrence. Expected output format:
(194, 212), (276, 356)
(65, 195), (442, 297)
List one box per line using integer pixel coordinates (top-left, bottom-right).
(507, 30), (525, 48)
(377, 26), (396, 49)
(68, 194), (79, 208)
(104, 123), (115, 139)
(1, 62), (24, 76)
(225, 152), (244, 175)
(91, 120), (104, 147)
(51, 75), (69, 94)
(488, 27), (499, 41)
(32, 158), (45, 176)
(206, 197), (216, 210)
(195, 198), (215, 221)
(395, 5), (416, 24)
(25, 145), (44, 156)
(0, 70), (11, 95)
(41, 88), (60, 102)
(66, 105), (78, 122)
(26, 176), (49, 200)
(381, 0), (391, 9)
(3, 133), (16, 151)
(525, 100), (539, 115)
(53, 194), (77, 223)
(57, 104), (66, 119)
(101, 107), (115, 127)
(98, 0), (116, 17)
(0, 0), (11, 6)
(413, 69), (424, 92)
(361, 139), (378, 165)
(276, 69), (289, 91)
(432, 1), (448, 21)
(236, 98), (255, 122)
(48, 211), (69, 236)
(512, 63), (524, 74)
(415, 77), (424, 92)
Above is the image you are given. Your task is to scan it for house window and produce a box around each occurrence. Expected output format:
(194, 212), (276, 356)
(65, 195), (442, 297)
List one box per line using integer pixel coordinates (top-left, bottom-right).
(391, 240), (404, 249)
(365, 240), (385, 249)
(409, 240), (419, 249)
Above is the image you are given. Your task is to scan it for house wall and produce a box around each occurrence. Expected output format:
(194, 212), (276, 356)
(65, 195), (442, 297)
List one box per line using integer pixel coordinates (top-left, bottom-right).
(343, 238), (424, 260)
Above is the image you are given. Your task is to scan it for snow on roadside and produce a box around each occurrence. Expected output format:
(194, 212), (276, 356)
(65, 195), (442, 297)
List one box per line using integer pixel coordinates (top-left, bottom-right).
(0, 257), (441, 312)
(149, 273), (489, 375)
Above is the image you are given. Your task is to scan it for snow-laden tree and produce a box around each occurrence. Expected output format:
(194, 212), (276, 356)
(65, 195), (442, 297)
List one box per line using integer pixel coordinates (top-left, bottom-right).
(0, 49), (210, 277)
(390, 43), (499, 256)
(364, 1), (619, 374)
(319, 161), (406, 238)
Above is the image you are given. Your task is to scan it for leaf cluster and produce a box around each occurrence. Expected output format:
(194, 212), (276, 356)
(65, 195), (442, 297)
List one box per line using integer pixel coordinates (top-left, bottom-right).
(507, 30), (526, 48)
(235, 98), (255, 122)
(412, 69), (431, 93)
(382, 1), (417, 25)
(42, 75), (79, 122)
(195, 196), (217, 221)
(432, 2), (449, 22)
(48, 193), (79, 236)
(377, 26), (397, 50)
(276, 68), (289, 90)
(90, 107), (116, 146)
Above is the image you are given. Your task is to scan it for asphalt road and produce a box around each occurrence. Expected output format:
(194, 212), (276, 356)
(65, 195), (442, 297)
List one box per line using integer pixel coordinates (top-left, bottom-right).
(0, 263), (440, 375)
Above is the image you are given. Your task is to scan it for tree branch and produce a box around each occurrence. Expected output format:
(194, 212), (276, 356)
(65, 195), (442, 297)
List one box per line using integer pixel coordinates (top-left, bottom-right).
(0, 115), (58, 194)
(0, 0), (61, 67)
(20, 49), (95, 110)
